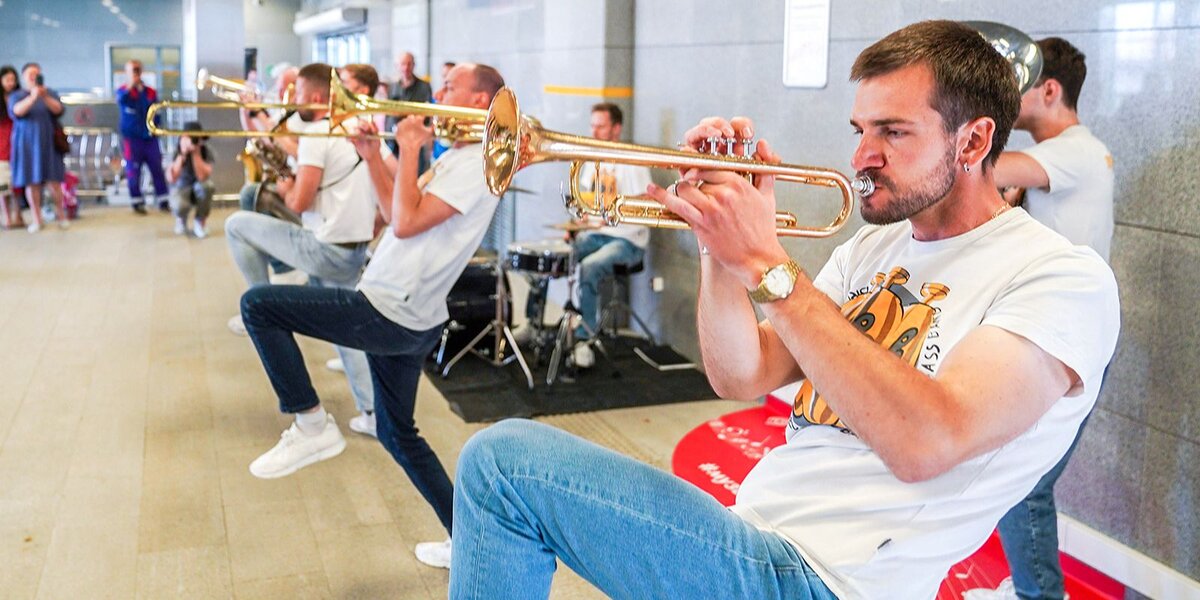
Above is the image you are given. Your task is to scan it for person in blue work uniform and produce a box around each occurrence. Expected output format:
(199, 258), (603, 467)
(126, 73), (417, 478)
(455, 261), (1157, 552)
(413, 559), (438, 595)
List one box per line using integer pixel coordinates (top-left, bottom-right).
(115, 59), (169, 214)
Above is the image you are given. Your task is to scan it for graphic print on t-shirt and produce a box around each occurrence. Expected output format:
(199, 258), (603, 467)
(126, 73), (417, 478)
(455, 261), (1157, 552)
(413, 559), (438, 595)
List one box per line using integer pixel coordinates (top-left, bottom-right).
(793, 266), (949, 432)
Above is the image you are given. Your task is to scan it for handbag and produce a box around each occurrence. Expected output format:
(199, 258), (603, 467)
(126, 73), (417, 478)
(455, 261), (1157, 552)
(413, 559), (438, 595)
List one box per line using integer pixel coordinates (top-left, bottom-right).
(52, 118), (70, 154)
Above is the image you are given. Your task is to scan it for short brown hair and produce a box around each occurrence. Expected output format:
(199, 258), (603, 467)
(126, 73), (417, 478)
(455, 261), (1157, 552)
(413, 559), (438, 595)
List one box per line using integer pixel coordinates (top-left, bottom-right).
(297, 62), (334, 99)
(850, 20), (1020, 168)
(591, 102), (623, 126)
(341, 63), (380, 95)
(1036, 37), (1087, 111)
(468, 64), (505, 101)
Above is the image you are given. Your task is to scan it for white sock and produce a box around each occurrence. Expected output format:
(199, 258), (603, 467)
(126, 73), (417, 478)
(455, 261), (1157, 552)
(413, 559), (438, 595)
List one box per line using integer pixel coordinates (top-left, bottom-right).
(295, 406), (328, 435)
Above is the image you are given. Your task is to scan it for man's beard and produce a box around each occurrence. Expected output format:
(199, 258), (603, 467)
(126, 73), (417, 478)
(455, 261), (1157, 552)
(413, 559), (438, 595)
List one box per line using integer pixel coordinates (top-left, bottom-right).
(859, 144), (958, 225)
(298, 109), (316, 122)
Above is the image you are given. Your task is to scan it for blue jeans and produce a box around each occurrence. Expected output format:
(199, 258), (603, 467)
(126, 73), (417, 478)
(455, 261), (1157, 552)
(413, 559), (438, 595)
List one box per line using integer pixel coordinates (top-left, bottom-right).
(450, 420), (837, 600)
(571, 233), (644, 338)
(997, 411), (1093, 600)
(238, 183), (293, 275)
(240, 285), (454, 531)
(225, 210), (375, 414)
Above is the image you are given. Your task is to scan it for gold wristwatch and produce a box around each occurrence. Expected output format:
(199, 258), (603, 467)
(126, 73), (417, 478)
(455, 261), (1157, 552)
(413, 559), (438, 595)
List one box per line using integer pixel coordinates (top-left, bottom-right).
(748, 260), (801, 303)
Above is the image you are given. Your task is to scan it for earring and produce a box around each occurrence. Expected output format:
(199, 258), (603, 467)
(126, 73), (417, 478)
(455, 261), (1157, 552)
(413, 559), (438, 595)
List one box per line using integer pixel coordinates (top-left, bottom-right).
(962, 163), (971, 173)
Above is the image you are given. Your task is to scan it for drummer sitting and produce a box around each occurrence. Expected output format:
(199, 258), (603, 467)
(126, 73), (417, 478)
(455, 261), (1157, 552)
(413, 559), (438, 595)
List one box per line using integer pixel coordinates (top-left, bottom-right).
(514, 103), (652, 368)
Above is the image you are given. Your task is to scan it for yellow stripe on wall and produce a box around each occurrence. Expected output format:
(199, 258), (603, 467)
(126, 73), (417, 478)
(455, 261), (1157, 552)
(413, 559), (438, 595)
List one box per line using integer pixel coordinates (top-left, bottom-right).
(543, 85), (633, 98)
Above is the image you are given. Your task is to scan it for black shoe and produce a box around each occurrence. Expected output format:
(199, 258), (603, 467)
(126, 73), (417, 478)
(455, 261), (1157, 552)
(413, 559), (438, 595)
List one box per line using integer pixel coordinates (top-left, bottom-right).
(132, 203), (147, 215)
(158, 201), (170, 213)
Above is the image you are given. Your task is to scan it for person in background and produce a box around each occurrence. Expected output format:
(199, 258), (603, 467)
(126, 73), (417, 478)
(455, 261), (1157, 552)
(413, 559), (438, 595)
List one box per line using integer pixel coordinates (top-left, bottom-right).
(431, 61), (458, 161)
(991, 36), (1114, 600)
(513, 103), (652, 369)
(167, 121), (214, 238)
(386, 51), (432, 171)
(7, 62), (67, 233)
(0, 65), (24, 229)
(115, 60), (169, 215)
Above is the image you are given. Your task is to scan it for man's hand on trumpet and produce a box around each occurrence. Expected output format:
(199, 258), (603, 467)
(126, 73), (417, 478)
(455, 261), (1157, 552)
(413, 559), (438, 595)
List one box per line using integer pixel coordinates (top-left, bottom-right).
(648, 116), (792, 290)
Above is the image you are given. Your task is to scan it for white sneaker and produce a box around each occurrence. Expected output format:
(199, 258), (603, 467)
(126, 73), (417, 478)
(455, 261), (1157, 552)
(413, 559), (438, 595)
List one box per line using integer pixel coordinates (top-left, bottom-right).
(348, 411), (377, 438)
(249, 415), (347, 479)
(572, 341), (595, 369)
(174, 219), (187, 235)
(57, 219), (69, 230)
(414, 538), (452, 569)
(269, 269), (309, 286)
(192, 221), (208, 239)
(27, 222), (41, 233)
(227, 314), (248, 336)
(962, 577), (1018, 600)
(325, 358), (345, 372)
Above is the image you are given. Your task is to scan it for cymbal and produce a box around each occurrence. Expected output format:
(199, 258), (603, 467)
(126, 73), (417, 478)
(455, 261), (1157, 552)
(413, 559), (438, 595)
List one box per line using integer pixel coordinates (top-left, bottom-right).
(546, 221), (599, 232)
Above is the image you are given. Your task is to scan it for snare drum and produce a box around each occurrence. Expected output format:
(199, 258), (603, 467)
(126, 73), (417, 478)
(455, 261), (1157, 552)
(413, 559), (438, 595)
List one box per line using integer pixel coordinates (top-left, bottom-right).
(505, 239), (573, 278)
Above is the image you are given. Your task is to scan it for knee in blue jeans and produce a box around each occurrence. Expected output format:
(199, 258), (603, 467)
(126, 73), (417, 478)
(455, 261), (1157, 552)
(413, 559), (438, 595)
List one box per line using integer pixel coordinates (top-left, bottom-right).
(239, 286), (272, 327)
(458, 419), (543, 485)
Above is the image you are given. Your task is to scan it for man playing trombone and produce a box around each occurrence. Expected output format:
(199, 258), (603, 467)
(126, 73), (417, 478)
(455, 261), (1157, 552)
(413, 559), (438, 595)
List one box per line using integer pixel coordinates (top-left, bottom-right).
(225, 63), (379, 446)
(238, 62), (505, 569)
(448, 21), (1119, 599)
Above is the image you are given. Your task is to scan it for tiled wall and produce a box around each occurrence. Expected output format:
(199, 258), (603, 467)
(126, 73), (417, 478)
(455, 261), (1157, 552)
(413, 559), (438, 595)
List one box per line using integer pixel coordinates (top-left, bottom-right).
(412, 0), (1200, 585)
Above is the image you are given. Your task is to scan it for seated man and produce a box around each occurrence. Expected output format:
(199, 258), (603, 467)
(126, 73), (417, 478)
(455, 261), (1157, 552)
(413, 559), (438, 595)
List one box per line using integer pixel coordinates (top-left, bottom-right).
(225, 63), (378, 437)
(239, 62), (505, 567)
(448, 21), (1119, 599)
(515, 103), (651, 368)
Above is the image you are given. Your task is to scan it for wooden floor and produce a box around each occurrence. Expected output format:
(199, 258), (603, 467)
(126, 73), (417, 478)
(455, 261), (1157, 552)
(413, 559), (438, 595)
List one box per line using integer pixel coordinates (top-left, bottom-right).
(0, 206), (742, 599)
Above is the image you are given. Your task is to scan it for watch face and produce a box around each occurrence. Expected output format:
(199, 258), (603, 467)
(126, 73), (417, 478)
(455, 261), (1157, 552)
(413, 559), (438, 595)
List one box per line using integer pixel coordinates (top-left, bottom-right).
(765, 266), (792, 297)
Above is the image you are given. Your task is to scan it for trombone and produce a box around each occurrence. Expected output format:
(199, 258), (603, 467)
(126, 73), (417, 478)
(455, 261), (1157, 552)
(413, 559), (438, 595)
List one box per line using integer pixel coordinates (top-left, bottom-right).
(483, 87), (873, 238)
(147, 69), (486, 143)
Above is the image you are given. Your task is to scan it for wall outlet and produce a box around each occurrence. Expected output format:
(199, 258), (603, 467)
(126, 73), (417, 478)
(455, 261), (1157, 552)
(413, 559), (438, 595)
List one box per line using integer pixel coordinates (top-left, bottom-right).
(652, 276), (665, 292)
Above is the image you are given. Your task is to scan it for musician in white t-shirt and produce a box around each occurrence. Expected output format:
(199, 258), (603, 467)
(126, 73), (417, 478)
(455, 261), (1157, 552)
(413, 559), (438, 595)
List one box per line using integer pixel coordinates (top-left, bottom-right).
(993, 36), (1114, 599)
(448, 22), (1119, 600)
(515, 103), (652, 368)
(238, 63), (505, 571)
(225, 63), (379, 433)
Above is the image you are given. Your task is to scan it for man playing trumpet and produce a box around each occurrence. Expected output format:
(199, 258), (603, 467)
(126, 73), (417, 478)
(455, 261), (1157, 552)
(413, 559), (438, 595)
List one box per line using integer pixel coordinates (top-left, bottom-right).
(448, 21), (1119, 599)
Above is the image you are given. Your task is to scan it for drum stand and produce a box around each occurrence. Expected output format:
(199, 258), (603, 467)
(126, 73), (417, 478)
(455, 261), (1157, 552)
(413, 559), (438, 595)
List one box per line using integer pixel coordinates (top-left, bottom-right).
(545, 251), (609, 385)
(440, 262), (535, 390)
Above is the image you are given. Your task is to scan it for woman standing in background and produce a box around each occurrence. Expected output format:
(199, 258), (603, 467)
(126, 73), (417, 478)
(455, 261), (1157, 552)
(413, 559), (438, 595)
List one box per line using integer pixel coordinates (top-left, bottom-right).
(7, 62), (67, 233)
(0, 65), (24, 229)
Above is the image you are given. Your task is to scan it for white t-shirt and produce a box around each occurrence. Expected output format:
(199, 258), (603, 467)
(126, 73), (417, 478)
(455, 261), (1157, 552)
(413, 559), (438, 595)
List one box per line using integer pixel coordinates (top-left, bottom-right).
(730, 209), (1119, 600)
(357, 144), (498, 331)
(294, 116), (377, 244)
(1019, 125), (1114, 261)
(578, 162), (653, 248)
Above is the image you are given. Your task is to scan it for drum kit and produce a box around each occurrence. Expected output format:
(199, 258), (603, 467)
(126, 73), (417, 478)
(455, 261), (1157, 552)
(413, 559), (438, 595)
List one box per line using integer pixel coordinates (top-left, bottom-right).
(438, 220), (603, 388)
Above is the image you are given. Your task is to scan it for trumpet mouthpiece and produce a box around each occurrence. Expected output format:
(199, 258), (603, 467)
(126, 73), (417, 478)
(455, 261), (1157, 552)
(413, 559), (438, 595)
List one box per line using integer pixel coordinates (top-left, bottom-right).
(852, 175), (875, 197)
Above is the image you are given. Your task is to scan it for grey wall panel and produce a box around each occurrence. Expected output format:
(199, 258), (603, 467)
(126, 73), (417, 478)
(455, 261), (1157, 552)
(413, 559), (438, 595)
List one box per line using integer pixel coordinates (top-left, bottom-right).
(1057, 408), (1147, 548)
(1136, 428), (1199, 578)
(1099, 225), (1160, 424)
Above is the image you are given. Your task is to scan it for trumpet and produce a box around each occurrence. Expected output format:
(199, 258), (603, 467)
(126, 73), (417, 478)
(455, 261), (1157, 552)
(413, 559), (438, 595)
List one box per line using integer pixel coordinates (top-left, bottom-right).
(483, 87), (872, 238)
(147, 69), (486, 143)
(196, 68), (255, 102)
